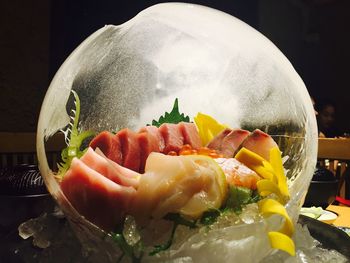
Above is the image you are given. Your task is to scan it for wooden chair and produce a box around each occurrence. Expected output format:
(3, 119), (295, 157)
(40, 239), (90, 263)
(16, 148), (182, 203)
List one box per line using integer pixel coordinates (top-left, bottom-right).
(0, 132), (65, 170)
(318, 138), (350, 202)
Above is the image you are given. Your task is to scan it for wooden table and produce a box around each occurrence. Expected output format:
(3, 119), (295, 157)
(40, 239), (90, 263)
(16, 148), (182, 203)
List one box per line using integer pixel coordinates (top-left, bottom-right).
(327, 205), (350, 227)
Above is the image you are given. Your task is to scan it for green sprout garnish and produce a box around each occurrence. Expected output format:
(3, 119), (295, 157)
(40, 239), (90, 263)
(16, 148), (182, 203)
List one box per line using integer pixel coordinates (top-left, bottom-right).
(57, 90), (95, 178)
(151, 98), (190, 127)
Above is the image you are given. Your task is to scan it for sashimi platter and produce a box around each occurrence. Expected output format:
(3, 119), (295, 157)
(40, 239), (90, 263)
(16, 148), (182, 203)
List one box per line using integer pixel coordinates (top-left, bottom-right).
(37, 3), (319, 263)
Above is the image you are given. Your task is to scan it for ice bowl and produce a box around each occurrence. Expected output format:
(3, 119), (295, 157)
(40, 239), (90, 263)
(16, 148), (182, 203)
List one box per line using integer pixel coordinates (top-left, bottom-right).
(37, 3), (318, 262)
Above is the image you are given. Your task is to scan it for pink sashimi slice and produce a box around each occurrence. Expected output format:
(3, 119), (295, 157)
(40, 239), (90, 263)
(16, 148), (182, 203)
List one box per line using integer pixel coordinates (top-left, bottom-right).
(239, 129), (278, 161)
(80, 147), (140, 188)
(159, 123), (184, 154)
(206, 128), (232, 150)
(215, 158), (261, 189)
(89, 131), (122, 165)
(221, 129), (250, 157)
(117, 128), (141, 172)
(138, 126), (164, 173)
(61, 158), (136, 232)
(178, 122), (201, 149)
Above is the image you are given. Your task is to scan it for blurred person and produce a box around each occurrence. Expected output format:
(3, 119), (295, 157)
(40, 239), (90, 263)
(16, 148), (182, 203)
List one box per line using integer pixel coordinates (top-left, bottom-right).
(316, 99), (342, 138)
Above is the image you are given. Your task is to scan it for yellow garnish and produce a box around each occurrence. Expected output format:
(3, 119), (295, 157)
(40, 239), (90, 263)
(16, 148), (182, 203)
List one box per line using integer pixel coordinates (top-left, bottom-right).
(235, 147), (277, 183)
(258, 198), (294, 236)
(194, 113), (227, 145)
(250, 164), (276, 183)
(235, 147), (266, 166)
(257, 179), (283, 201)
(269, 147), (289, 198)
(268, 232), (296, 256)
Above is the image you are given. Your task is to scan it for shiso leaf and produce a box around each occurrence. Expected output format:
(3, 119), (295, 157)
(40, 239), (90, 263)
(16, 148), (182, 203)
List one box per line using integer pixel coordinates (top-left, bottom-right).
(111, 221), (144, 263)
(149, 213), (196, 256)
(226, 185), (261, 213)
(151, 98), (190, 127)
(200, 210), (221, 225)
(57, 91), (95, 178)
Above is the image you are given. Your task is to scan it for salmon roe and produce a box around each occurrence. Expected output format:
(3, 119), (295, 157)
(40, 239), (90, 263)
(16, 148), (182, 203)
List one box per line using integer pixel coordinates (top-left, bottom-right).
(168, 144), (223, 158)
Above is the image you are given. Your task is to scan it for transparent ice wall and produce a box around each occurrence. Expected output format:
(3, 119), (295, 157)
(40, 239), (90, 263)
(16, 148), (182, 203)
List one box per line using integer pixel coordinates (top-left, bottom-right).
(37, 3), (318, 262)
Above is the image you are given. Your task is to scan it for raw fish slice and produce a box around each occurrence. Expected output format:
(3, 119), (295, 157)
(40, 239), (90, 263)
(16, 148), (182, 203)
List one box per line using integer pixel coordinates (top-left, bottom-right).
(138, 126), (165, 152)
(159, 123), (184, 154)
(130, 153), (225, 224)
(81, 147), (140, 188)
(206, 128), (232, 150)
(89, 131), (122, 165)
(178, 122), (202, 149)
(215, 158), (261, 189)
(239, 129), (278, 161)
(60, 158), (136, 232)
(117, 128), (141, 172)
(220, 129), (250, 157)
(138, 126), (164, 173)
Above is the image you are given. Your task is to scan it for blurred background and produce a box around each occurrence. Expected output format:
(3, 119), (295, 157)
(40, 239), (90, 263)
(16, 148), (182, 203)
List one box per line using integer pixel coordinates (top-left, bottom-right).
(0, 0), (349, 134)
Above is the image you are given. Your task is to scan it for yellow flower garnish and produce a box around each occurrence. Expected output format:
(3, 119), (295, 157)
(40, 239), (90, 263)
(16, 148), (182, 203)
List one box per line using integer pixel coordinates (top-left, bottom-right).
(194, 113), (227, 145)
(268, 232), (296, 256)
(257, 179), (283, 202)
(235, 147), (277, 183)
(269, 147), (289, 198)
(258, 198), (294, 236)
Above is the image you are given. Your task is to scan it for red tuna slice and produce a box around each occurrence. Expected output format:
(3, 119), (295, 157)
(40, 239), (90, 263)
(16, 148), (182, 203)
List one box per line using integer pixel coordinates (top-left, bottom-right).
(80, 147), (140, 188)
(137, 126), (164, 173)
(178, 122), (201, 149)
(220, 129), (250, 157)
(89, 131), (122, 165)
(159, 123), (184, 154)
(61, 158), (136, 232)
(239, 129), (278, 161)
(117, 128), (141, 172)
(206, 128), (232, 150)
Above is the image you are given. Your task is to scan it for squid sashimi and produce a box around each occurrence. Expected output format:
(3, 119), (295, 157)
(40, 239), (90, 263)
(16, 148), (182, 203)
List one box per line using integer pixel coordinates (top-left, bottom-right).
(215, 158), (261, 190)
(130, 153), (227, 224)
(239, 129), (278, 161)
(81, 147), (139, 188)
(60, 157), (136, 231)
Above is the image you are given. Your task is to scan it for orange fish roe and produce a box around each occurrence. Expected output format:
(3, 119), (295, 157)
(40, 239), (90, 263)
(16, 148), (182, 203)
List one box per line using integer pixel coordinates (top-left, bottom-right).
(168, 144), (223, 158)
(167, 151), (178, 156)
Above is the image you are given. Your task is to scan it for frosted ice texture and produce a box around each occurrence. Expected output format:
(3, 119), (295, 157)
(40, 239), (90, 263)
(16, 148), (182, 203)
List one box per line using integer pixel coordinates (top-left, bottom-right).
(37, 3), (318, 262)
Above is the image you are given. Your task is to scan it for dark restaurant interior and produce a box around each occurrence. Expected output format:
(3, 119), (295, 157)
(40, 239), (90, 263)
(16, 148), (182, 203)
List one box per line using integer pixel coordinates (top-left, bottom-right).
(0, 0), (349, 261)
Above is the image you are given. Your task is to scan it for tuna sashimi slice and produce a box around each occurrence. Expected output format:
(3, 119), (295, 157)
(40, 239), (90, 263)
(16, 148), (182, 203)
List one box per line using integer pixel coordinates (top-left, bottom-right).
(61, 158), (136, 232)
(179, 122), (201, 149)
(215, 158), (261, 189)
(239, 129), (278, 161)
(221, 129), (250, 157)
(89, 131), (122, 165)
(80, 147), (139, 188)
(117, 128), (141, 172)
(206, 128), (232, 150)
(159, 123), (184, 154)
(138, 126), (164, 173)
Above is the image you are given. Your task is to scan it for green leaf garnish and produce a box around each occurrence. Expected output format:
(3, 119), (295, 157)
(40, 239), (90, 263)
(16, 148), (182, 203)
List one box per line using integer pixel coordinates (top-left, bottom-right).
(225, 185), (261, 214)
(110, 228), (143, 263)
(57, 91), (95, 178)
(151, 98), (190, 127)
(149, 213), (196, 256)
(200, 210), (221, 225)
